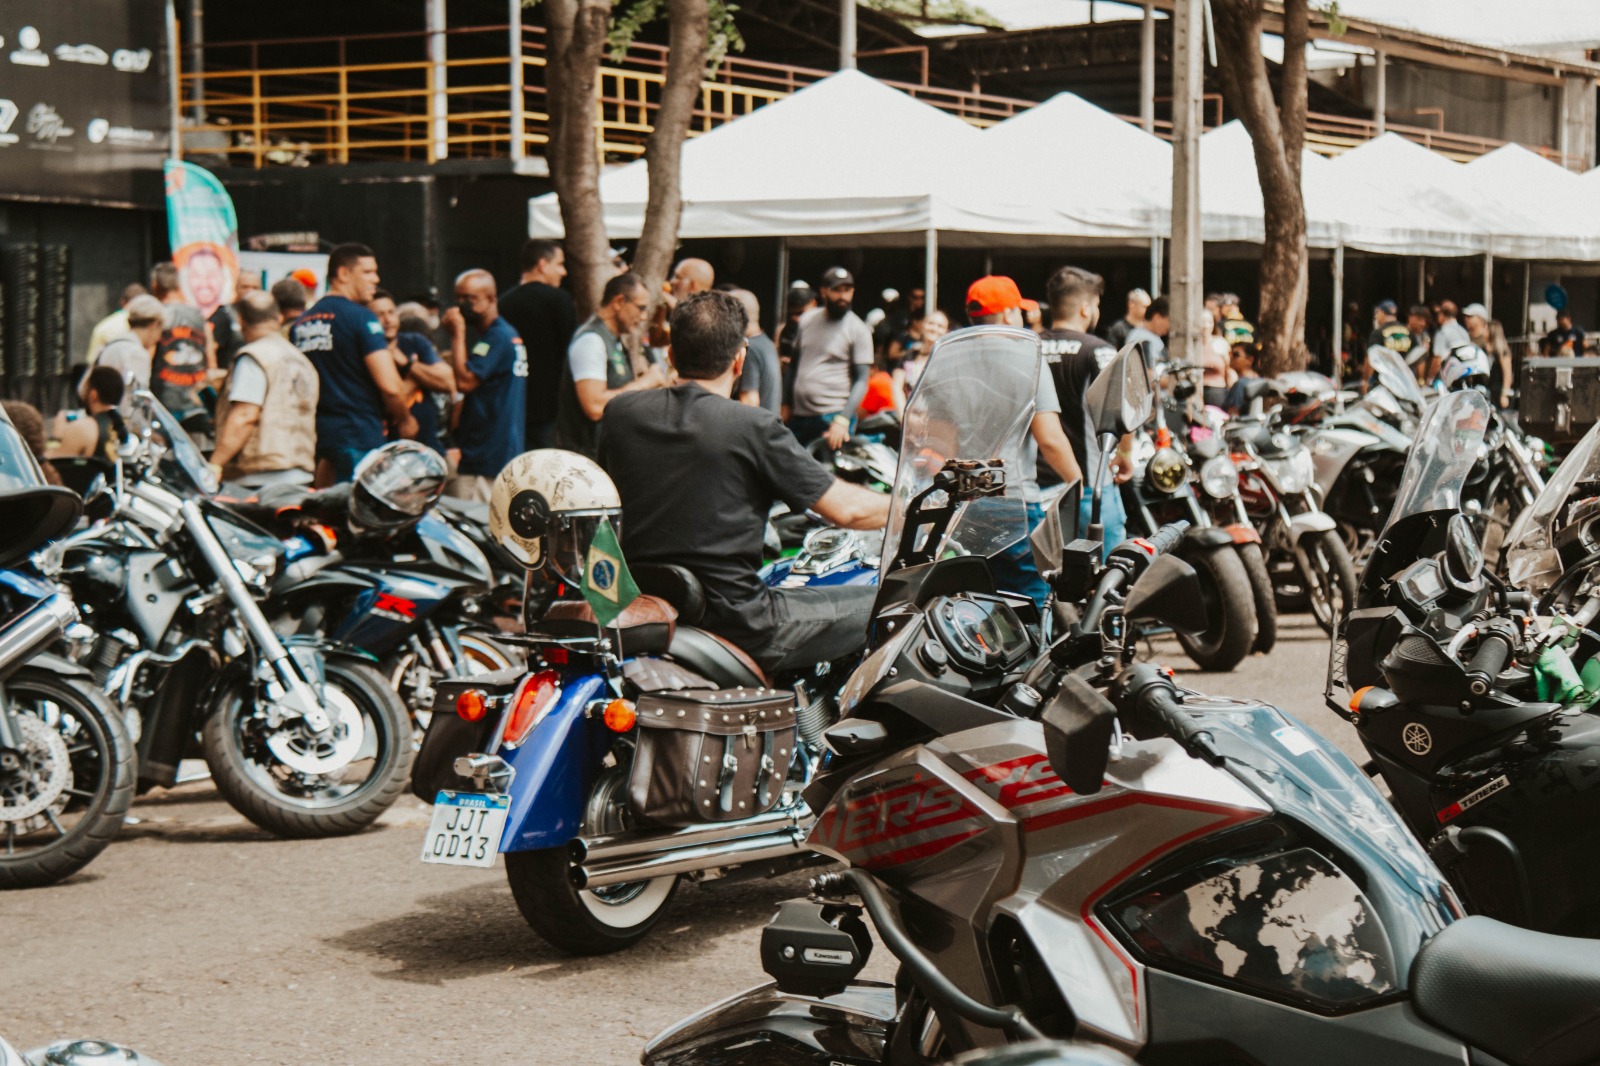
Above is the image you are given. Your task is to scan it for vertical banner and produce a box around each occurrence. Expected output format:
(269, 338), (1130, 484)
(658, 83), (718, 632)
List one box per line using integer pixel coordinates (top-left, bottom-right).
(163, 159), (238, 319)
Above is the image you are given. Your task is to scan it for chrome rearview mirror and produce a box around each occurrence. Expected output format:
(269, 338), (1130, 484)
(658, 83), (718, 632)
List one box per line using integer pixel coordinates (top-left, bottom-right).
(1086, 343), (1154, 438)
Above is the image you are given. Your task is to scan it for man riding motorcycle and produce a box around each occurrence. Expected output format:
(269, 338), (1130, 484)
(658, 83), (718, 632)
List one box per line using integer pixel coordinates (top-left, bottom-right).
(598, 290), (889, 673)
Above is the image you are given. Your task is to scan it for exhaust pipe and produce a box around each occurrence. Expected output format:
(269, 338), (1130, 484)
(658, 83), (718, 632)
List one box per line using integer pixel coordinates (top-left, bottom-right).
(0, 594), (76, 682)
(573, 826), (811, 890)
(570, 808), (805, 865)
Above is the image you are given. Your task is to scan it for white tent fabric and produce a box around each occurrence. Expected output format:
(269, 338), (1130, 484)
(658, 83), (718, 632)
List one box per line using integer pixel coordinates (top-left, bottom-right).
(1325, 134), (1490, 256)
(1197, 121), (1342, 247)
(1461, 144), (1600, 261)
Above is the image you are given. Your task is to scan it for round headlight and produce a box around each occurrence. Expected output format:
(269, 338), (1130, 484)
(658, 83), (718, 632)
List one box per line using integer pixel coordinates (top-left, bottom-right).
(1148, 447), (1187, 494)
(1200, 456), (1239, 499)
(1263, 450), (1315, 496)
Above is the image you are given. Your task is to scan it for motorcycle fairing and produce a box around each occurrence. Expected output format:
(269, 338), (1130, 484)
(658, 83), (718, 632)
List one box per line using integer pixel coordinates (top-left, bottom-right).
(641, 980), (898, 1066)
(496, 672), (611, 851)
(327, 568), (468, 655)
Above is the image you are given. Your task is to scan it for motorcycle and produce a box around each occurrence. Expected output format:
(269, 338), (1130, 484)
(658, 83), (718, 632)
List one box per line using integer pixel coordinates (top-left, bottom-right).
(42, 392), (413, 838)
(645, 326), (1600, 1066)
(1329, 394), (1600, 936)
(408, 345), (983, 955)
(2, 1034), (163, 1066)
(0, 408), (133, 888)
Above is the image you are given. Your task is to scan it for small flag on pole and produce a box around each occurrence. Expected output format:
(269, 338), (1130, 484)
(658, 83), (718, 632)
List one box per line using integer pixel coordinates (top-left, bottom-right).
(581, 517), (640, 627)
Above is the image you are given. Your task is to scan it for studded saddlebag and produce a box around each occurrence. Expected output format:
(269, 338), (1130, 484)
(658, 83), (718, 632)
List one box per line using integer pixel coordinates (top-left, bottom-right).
(627, 687), (798, 826)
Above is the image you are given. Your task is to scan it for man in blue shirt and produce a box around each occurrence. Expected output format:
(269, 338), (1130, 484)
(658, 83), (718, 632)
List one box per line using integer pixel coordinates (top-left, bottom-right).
(372, 288), (454, 456)
(290, 243), (418, 483)
(443, 269), (527, 500)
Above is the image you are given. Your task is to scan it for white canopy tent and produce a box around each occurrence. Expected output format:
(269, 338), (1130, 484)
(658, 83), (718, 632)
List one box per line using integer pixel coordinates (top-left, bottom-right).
(1461, 144), (1600, 262)
(1197, 122), (1342, 248)
(1324, 134), (1490, 257)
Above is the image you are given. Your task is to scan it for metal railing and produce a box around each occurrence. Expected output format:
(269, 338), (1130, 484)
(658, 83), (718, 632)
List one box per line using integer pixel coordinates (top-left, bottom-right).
(178, 25), (1543, 169)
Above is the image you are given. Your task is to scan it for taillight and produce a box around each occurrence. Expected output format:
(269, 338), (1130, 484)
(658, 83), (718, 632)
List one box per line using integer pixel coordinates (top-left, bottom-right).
(501, 670), (560, 748)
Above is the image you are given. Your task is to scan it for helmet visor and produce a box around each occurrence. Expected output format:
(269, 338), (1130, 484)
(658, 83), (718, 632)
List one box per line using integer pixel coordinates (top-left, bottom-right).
(546, 511), (622, 589)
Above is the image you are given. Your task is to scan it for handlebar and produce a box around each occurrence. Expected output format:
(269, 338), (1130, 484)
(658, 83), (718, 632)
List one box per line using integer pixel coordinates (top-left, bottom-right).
(1465, 621), (1518, 698)
(1077, 521), (1190, 636)
(1115, 662), (1226, 766)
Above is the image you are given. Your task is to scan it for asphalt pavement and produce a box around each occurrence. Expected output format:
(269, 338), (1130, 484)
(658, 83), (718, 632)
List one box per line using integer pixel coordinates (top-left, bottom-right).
(0, 615), (1348, 1066)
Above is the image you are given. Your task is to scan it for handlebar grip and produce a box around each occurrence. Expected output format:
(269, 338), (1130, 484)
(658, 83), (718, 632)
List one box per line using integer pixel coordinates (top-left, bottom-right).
(1116, 663), (1225, 766)
(1466, 631), (1514, 697)
(1142, 521), (1189, 559)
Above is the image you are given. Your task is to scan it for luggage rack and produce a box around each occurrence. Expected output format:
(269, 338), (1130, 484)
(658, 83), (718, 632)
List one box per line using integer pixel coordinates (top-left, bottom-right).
(1324, 620), (1350, 716)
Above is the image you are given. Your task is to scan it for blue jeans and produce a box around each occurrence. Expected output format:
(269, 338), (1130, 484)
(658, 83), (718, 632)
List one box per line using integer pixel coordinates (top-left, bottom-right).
(790, 412), (846, 447)
(988, 501), (1051, 611)
(1080, 486), (1128, 560)
(317, 446), (368, 485)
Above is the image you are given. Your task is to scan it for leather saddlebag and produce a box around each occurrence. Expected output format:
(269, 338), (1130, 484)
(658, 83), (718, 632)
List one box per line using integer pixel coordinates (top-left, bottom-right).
(627, 687), (798, 826)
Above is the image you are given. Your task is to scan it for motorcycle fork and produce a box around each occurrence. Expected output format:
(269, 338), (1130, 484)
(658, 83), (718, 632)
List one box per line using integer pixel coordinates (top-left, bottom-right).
(0, 683), (18, 766)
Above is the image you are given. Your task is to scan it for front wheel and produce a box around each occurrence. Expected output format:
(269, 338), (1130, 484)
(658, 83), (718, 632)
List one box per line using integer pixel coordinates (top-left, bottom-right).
(1238, 541), (1277, 654)
(0, 670), (134, 889)
(1174, 545), (1257, 672)
(504, 767), (678, 955)
(1297, 529), (1358, 634)
(202, 657), (414, 838)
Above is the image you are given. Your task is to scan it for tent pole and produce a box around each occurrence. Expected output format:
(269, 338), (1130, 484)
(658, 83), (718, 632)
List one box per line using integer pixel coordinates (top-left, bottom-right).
(1139, 4), (1156, 133)
(1149, 236), (1162, 295)
(775, 237), (789, 337)
(1522, 260), (1531, 340)
(1374, 50), (1386, 135)
(1332, 244), (1345, 388)
(839, 0), (857, 70)
(1417, 256), (1425, 304)
(1483, 252), (1494, 320)
(924, 229), (939, 316)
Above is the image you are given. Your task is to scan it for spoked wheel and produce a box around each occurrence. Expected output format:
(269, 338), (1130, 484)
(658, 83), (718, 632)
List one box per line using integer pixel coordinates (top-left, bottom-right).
(0, 670), (133, 889)
(387, 629), (523, 739)
(202, 658), (413, 838)
(504, 767), (678, 955)
(1296, 530), (1359, 635)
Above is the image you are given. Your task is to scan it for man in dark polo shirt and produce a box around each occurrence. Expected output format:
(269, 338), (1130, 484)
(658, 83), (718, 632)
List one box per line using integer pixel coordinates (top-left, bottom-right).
(443, 269), (527, 501)
(499, 238), (576, 449)
(599, 290), (888, 673)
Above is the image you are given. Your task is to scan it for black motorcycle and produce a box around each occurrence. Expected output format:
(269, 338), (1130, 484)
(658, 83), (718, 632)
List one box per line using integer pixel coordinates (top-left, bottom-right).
(0, 408), (133, 888)
(43, 392), (412, 838)
(1331, 388), (1600, 935)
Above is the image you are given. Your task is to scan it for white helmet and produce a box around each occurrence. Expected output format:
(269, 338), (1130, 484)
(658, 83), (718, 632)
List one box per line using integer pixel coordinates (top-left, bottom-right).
(1440, 345), (1491, 392)
(489, 449), (622, 580)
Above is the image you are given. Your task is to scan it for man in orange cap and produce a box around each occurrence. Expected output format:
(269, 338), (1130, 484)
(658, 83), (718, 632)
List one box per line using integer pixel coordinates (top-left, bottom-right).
(963, 275), (1082, 607)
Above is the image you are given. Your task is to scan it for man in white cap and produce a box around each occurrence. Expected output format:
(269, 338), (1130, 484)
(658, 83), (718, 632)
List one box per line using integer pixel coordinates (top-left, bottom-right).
(1461, 302), (1511, 408)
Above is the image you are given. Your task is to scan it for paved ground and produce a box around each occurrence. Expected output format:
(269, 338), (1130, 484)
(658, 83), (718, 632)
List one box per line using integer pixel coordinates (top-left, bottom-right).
(0, 616), (1347, 1065)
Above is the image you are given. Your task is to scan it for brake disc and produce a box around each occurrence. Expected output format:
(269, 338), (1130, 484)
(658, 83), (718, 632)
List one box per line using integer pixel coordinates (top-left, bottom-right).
(264, 688), (365, 776)
(0, 714), (73, 824)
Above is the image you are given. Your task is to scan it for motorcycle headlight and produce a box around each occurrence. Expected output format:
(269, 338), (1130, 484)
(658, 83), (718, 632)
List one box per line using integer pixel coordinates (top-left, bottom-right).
(1262, 450), (1315, 496)
(1147, 447), (1188, 494)
(1200, 456), (1239, 499)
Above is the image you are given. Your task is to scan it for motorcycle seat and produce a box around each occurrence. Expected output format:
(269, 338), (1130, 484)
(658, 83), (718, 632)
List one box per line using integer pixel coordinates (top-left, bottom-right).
(1410, 915), (1600, 1066)
(535, 595), (677, 653)
(435, 496), (489, 526)
(667, 627), (769, 689)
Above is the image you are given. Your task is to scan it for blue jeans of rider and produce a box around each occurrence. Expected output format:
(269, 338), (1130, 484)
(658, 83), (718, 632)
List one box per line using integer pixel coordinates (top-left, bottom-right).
(1082, 485), (1128, 560)
(989, 502), (1051, 611)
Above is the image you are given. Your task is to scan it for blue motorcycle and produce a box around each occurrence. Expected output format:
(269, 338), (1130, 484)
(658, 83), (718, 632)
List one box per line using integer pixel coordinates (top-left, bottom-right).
(411, 521), (877, 954)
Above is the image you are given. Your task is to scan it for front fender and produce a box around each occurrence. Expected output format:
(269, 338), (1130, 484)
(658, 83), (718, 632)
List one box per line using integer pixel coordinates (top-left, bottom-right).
(1180, 526), (1236, 552)
(24, 650), (92, 679)
(642, 981), (897, 1066)
(1287, 511), (1338, 540)
(1220, 522), (1261, 546)
(499, 672), (610, 852)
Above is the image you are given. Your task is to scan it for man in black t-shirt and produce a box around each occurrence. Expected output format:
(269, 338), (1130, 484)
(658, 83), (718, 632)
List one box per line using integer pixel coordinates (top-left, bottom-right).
(499, 238), (577, 449)
(1039, 265), (1129, 551)
(600, 291), (888, 673)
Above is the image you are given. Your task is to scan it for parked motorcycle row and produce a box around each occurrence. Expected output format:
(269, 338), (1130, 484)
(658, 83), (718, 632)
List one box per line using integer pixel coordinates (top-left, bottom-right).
(5, 324), (1596, 1065)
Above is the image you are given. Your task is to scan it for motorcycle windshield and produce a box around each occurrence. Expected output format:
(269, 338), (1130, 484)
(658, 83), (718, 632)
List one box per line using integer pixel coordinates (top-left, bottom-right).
(1505, 419), (1600, 592)
(880, 326), (1039, 581)
(1381, 389), (1491, 537)
(1368, 347), (1426, 410)
(127, 390), (219, 497)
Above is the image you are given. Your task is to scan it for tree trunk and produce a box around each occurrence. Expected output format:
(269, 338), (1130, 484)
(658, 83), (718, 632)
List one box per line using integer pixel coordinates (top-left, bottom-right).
(631, 0), (710, 309)
(544, 0), (614, 314)
(1213, 0), (1310, 375)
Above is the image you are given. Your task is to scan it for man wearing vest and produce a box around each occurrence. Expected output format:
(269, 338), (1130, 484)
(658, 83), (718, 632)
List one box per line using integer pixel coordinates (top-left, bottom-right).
(555, 271), (668, 458)
(210, 290), (319, 489)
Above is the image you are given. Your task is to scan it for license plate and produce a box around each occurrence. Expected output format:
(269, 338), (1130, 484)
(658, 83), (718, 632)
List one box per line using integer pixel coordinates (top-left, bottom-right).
(420, 791), (510, 868)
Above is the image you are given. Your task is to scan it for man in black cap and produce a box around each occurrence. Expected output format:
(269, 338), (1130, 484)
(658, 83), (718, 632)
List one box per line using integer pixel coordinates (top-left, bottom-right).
(786, 267), (874, 449)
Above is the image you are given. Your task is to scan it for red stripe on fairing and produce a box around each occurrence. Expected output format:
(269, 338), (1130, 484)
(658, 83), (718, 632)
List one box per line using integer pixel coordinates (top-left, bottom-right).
(856, 827), (986, 870)
(1028, 792), (1265, 1026)
(963, 753), (1076, 810)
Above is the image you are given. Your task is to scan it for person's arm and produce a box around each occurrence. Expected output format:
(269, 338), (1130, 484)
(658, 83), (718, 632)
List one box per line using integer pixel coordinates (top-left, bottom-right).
(576, 365), (667, 421)
(811, 479), (891, 530)
(442, 308), (484, 393)
(363, 350), (420, 438)
(46, 414), (96, 458)
(209, 401), (262, 470)
(410, 358), (454, 392)
(1031, 412), (1083, 485)
(826, 361), (872, 449)
(738, 346), (763, 406)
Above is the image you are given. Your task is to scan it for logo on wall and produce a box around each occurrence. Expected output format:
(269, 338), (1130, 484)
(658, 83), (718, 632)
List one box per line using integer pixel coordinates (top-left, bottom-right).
(112, 48), (152, 73)
(55, 43), (109, 66)
(0, 99), (19, 146)
(26, 103), (73, 146)
(87, 118), (157, 147)
(10, 26), (49, 67)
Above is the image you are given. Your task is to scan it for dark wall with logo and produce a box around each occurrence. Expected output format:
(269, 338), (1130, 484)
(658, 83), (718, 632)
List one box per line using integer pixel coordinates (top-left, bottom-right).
(0, 1), (169, 209)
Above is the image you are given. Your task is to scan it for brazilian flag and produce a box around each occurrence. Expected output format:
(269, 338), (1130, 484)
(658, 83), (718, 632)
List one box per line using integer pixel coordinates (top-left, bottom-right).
(581, 517), (640, 627)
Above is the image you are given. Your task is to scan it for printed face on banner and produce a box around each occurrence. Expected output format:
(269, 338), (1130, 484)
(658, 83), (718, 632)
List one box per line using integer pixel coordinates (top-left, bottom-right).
(177, 243), (238, 318)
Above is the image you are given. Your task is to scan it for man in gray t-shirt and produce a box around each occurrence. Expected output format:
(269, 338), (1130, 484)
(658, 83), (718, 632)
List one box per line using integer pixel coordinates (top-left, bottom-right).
(787, 267), (874, 449)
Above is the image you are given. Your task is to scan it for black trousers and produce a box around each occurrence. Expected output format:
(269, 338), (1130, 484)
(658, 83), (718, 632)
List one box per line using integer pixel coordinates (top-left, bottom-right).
(747, 584), (876, 675)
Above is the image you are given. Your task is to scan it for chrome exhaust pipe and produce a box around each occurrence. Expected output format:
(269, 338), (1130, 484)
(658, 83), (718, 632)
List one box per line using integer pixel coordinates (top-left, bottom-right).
(570, 807), (805, 865)
(573, 825), (811, 890)
(0, 593), (77, 682)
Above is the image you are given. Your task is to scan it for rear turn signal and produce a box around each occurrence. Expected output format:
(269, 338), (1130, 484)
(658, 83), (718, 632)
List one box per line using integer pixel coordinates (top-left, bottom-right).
(502, 670), (561, 748)
(603, 699), (637, 733)
(456, 689), (489, 722)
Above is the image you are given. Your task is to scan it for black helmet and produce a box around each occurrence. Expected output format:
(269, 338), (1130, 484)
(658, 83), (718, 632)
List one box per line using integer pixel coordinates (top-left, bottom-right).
(349, 442), (448, 535)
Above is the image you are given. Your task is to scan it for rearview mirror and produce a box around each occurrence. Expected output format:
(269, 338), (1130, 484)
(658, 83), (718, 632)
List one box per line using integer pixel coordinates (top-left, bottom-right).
(1085, 343), (1153, 437)
(1443, 512), (1484, 590)
(1125, 554), (1209, 635)
(1041, 673), (1118, 795)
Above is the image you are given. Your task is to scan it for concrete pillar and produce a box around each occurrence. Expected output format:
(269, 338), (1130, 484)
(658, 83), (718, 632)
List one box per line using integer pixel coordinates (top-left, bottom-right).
(1169, 0), (1204, 364)
(1483, 252), (1494, 320)
(1374, 50), (1386, 134)
(840, 0), (857, 70)
(1333, 245), (1345, 387)
(165, 0), (180, 161)
(1560, 74), (1596, 172)
(428, 0), (448, 163)
(509, 0), (525, 162)
(1140, 4), (1156, 133)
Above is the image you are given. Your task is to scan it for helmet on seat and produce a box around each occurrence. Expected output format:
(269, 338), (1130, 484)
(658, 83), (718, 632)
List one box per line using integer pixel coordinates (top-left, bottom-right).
(489, 449), (622, 584)
(349, 441), (449, 534)
(1440, 345), (1491, 392)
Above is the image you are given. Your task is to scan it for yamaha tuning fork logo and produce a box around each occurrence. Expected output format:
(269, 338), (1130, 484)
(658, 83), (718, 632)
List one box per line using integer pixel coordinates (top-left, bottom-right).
(1402, 722), (1433, 756)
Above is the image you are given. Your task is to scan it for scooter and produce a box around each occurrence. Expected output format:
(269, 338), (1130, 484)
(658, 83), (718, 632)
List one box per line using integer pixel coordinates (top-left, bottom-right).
(645, 331), (1600, 1066)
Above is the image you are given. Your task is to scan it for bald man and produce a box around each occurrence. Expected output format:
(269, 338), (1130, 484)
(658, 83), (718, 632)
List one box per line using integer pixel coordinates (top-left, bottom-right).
(649, 257), (717, 349)
(730, 289), (782, 416)
(442, 268), (528, 500)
